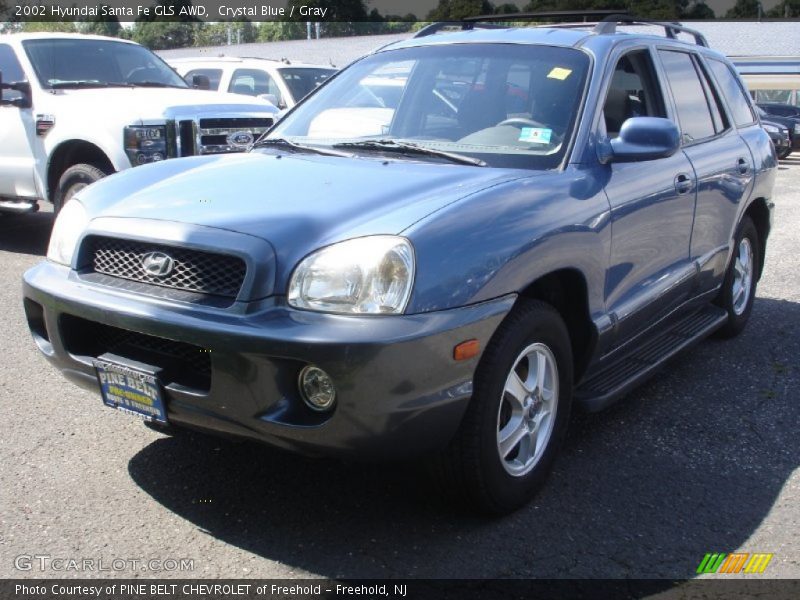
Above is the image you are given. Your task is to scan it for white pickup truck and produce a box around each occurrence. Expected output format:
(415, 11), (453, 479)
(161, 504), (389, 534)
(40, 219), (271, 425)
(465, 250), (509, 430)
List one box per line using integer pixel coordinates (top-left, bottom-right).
(0, 32), (278, 214)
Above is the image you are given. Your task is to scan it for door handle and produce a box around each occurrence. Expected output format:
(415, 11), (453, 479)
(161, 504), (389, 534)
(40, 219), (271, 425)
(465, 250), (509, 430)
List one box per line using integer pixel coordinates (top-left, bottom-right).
(737, 157), (749, 175)
(674, 173), (693, 195)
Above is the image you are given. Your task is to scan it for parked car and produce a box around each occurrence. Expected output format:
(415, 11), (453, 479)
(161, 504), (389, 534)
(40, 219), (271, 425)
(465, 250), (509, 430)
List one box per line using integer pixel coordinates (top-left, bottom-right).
(761, 120), (791, 159)
(169, 56), (337, 110)
(756, 105), (800, 157)
(23, 18), (775, 513)
(0, 33), (278, 215)
(757, 101), (800, 119)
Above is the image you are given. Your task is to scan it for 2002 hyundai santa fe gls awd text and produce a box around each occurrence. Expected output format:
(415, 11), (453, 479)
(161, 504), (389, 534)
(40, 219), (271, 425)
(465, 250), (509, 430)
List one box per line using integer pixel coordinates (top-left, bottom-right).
(23, 17), (776, 513)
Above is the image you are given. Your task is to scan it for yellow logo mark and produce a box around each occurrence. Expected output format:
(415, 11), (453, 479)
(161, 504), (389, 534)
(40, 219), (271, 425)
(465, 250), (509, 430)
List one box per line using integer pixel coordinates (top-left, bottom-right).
(743, 553), (773, 574)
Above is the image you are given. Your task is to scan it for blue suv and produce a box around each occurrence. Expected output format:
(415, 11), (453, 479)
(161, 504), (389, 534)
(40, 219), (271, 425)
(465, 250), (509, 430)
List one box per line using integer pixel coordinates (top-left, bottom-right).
(23, 17), (776, 513)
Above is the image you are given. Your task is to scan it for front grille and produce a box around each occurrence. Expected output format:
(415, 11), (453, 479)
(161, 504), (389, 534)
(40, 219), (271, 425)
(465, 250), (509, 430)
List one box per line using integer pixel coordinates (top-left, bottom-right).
(197, 117), (272, 155)
(88, 236), (246, 299)
(60, 315), (211, 391)
(173, 117), (272, 156)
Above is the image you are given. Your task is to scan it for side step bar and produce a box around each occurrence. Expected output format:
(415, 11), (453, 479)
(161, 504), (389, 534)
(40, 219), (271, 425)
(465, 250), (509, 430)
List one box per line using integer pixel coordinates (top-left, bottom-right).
(0, 200), (39, 214)
(575, 305), (728, 412)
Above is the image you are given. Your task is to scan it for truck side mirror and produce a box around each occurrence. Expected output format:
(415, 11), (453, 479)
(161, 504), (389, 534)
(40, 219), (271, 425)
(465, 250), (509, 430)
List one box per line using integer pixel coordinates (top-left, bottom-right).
(0, 71), (33, 109)
(191, 74), (210, 90)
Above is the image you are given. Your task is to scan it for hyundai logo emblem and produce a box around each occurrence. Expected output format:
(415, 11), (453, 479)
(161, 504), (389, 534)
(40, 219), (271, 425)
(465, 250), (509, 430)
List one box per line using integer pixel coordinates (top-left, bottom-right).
(227, 131), (254, 147)
(141, 252), (175, 277)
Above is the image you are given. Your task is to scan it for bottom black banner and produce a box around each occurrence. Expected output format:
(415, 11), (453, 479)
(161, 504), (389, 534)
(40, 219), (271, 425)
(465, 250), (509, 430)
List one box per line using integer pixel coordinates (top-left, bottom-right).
(2, 579), (800, 600)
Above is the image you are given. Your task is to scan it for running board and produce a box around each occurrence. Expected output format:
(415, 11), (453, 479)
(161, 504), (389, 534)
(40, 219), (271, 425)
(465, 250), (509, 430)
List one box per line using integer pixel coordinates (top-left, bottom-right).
(0, 200), (38, 214)
(575, 305), (728, 412)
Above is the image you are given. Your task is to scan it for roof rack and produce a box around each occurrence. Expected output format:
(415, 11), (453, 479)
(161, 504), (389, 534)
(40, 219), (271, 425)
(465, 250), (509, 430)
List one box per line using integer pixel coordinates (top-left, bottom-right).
(593, 14), (709, 47)
(413, 10), (709, 47)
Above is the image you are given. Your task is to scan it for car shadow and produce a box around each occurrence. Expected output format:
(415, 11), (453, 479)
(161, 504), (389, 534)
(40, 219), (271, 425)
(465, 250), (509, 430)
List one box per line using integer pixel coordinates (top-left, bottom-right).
(0, 207), (54, 257)
(128, 297), (799, 579)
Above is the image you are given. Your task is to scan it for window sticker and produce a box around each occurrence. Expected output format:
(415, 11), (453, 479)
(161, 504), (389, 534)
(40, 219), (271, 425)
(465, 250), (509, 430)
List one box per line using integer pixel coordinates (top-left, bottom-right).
(519, 127), (552, 144)
(547, 67), (572, 80)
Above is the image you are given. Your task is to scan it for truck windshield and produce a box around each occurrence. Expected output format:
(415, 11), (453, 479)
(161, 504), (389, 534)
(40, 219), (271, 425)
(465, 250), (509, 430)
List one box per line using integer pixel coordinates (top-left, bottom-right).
(23, 39), (188, 89)
(268, 44), (590, 169)
(278, 67), (336, 102)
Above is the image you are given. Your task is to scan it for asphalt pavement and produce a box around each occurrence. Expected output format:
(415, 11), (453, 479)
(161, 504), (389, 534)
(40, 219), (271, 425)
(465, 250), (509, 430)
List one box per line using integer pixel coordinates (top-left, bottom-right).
(0, 158), (798, 581)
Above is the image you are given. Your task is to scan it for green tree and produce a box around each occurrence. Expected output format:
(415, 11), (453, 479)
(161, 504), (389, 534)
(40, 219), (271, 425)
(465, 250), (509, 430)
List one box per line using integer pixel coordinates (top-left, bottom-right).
(683, 1), (715, 18)
(427, 0), (494, 20)
(195, 20), (257, 46)
(21, 21), (77, 33)
(767, 0), (800, 17)
(725, 0), (761, 17)
(257, 21), (307, 42)
(133, 0), (201, 50)
(79, 10), (123, 37)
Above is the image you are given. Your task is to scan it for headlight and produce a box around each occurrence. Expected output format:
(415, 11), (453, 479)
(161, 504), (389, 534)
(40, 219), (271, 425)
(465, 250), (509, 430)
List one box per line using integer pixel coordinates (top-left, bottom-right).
(47, 199), (89, 266)
(288, 236), (414, 314)
(762, 124), (778, 134)
(124, 125), (169, 166)
(794, 123), (800, 135)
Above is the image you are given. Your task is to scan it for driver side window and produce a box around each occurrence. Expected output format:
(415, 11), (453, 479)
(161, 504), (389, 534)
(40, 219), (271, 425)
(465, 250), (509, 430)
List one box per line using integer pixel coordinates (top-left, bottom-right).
(0, 44), (27, 101)
(603, 50), (666, 138)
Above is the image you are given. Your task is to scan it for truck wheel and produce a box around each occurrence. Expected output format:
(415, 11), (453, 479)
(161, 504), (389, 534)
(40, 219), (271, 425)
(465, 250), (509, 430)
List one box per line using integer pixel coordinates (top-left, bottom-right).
(435, 300), (573, 514)
(715, 216), (760, 338)
(54, 164), (110, 213)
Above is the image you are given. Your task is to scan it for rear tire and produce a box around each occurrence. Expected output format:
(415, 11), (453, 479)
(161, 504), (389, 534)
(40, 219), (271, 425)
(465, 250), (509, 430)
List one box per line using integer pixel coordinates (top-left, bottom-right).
(434, 299), (573, 514)
(54, 163), (110, 214)
(715, 216), (760, 338)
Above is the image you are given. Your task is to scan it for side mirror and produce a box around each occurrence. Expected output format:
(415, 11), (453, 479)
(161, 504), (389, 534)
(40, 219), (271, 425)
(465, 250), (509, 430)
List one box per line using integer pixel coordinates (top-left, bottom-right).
(0, 70), (32, 109)
(191, 74), (210, 90)
(598, 117), (680, 164)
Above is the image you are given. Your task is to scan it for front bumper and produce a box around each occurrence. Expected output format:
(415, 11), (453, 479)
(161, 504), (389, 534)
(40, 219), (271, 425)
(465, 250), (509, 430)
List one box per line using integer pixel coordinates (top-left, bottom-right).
(23, 261), (514, 459)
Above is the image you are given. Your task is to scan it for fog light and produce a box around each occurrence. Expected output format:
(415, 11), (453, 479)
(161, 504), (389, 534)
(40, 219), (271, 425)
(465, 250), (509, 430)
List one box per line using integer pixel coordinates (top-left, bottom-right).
(299, 365), (336, 411)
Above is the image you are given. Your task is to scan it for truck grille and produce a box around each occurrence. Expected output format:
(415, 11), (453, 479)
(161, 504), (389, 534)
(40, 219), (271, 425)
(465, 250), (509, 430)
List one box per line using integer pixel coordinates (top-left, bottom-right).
(176, 117), (272, 156)
(88, 236), (246, 299)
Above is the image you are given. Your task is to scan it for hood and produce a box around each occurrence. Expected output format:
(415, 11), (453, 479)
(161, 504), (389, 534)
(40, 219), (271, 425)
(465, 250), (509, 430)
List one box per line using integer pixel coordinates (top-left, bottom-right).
(46, 87), (278, 120)
(78, 150), (531, 284)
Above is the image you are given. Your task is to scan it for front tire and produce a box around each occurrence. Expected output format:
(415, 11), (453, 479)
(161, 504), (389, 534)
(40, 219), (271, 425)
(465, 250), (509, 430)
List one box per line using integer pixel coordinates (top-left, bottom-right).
(54, 163), (110, 213)
(716, 216), (760, 338)
(435, 300), (573, 514)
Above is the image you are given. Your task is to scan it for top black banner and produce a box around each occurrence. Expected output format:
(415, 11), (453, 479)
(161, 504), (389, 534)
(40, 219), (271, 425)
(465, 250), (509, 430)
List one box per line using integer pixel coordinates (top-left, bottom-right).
(2, 0), (798, 23)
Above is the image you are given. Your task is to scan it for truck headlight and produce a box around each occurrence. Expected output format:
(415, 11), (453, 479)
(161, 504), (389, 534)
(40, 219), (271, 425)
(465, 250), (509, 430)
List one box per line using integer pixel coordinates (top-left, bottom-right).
(47, 199), (89, 266)
(794, 123), (800, 135)
(288, 236), (414, 314)
(762, 123), (779, 134)
(124, 125), (169, 166)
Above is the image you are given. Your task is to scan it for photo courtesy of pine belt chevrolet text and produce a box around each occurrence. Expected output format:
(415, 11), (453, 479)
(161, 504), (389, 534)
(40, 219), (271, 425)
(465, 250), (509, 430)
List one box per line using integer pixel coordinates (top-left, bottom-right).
(19, 17), (776, 514)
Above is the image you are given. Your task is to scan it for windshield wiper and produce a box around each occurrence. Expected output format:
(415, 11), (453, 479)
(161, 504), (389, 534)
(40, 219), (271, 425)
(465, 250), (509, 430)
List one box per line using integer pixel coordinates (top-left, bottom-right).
(333, 139), (486, 167)
(49, 81), (111, 89)
(252, 137), (355, 158)
(128, 81), (185, 88)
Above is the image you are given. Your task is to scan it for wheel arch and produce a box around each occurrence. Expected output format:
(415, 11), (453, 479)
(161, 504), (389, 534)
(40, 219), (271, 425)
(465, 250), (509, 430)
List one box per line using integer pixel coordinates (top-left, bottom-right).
(743, 197), (770, 280)
(47, 140), (115, 203)
(516, 268), (597, 381)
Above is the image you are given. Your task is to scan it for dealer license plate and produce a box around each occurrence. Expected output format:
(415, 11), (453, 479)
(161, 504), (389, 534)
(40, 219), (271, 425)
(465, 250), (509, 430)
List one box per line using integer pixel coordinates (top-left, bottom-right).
(93, 358), (167, 424)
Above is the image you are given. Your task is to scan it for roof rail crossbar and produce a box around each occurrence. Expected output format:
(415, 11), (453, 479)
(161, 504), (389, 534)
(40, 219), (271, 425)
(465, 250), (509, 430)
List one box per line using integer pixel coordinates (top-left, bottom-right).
(594, 14), (709, 47)
(413, 21), (504, 38)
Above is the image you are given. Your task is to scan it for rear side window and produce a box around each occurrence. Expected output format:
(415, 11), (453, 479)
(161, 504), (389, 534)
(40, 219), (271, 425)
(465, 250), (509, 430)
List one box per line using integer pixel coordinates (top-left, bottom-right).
(0, 44), (26, 101)
(706, 58), (755, 127)
(184, 68), (222, 91)
(659, 50), (718, 143)
(229, 68), (282, 105)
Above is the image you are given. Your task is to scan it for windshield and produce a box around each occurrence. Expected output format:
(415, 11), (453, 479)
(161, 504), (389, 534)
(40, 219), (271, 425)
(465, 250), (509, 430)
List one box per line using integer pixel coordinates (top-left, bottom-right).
(278, 67), (336, 102)
(23, 39), (188, 89)
(269, 44), (590, 169)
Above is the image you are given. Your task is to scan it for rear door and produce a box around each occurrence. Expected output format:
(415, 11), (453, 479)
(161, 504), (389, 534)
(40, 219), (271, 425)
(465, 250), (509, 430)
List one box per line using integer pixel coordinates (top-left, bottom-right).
(657, 49), (754, 295)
